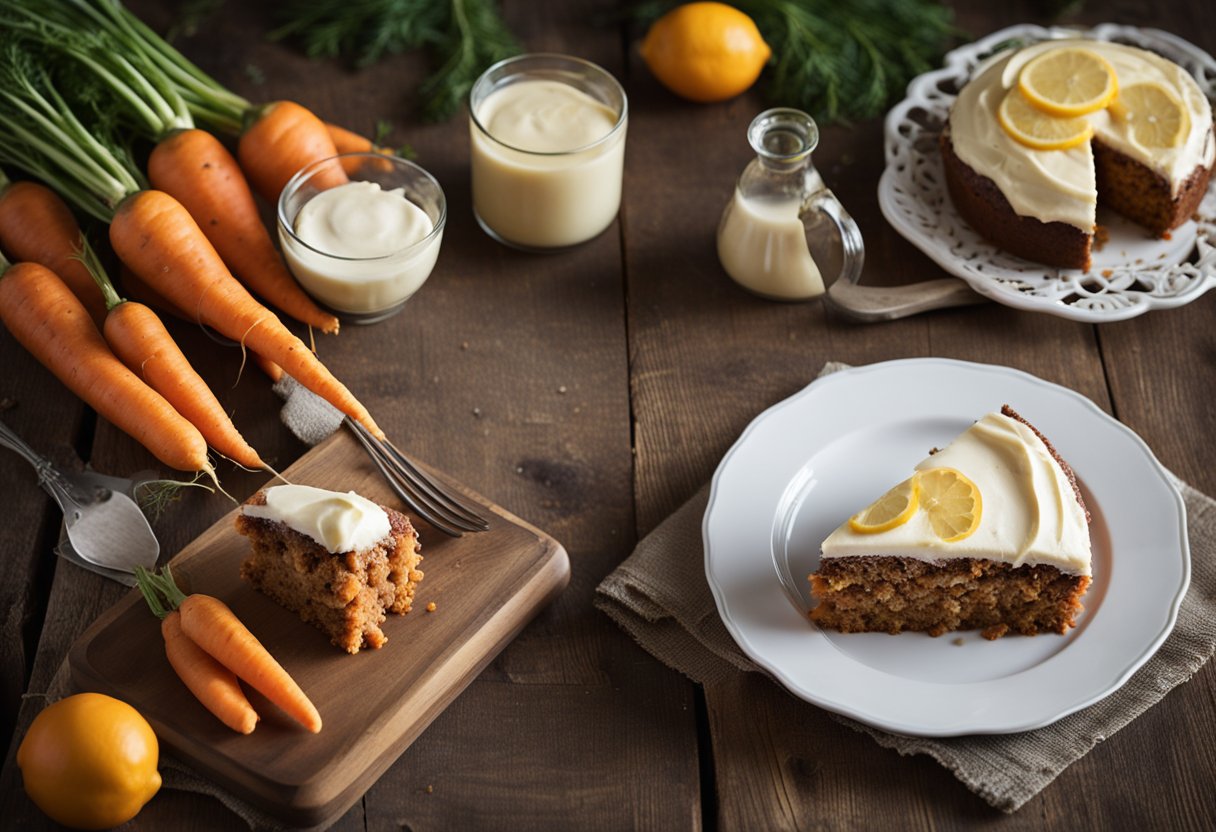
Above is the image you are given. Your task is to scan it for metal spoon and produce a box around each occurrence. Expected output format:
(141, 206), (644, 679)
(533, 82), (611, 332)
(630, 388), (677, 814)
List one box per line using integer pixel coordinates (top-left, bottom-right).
(0, 418), (159, 580)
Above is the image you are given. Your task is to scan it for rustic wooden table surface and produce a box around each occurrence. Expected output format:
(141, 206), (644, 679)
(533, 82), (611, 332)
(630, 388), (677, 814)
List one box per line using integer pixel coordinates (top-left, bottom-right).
(2, 1), (1215, 829)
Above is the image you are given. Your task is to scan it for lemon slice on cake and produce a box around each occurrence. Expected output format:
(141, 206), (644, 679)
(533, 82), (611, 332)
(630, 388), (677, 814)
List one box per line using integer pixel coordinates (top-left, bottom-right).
(1110, 81), (1190, 148)
(998, 88), (1094, 150)
(1017, 47), (1118, 117)
(917, 468), (982, 542)
(848, 476), (918, 534)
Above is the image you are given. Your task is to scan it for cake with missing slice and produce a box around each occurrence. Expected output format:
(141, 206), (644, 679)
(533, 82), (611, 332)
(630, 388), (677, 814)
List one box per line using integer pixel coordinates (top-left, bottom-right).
(810, 406), (1091, 640)
(236, 484), (423, 653)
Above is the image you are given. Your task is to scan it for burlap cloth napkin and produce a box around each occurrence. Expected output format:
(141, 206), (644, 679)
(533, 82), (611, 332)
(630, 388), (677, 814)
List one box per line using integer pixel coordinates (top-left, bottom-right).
(594, 362), (1216, 813)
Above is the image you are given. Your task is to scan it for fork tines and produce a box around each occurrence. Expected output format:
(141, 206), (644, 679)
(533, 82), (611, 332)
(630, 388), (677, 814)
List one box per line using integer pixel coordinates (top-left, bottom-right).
(345, 418), (490, 537)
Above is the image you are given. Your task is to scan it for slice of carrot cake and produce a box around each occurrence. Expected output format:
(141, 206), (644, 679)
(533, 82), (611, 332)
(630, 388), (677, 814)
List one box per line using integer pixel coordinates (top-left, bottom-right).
(236, 484), (423, 653)
(810, 406), (1091, 640)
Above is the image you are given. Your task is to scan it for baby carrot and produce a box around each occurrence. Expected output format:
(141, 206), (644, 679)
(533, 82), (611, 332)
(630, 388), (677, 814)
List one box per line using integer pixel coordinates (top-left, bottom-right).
(142, 566), (322, 733)
(136, 567), (259, 734)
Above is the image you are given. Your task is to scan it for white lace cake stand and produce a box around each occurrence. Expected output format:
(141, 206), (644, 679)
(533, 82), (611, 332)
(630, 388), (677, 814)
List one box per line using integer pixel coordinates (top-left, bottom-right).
(879, 23), (1216, 322)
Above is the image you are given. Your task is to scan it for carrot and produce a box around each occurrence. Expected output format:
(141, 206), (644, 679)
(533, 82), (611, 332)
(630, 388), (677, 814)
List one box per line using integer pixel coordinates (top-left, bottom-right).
(141, 566), (321, 733)
(148, 129), (339, 334)
(136, 567), (259, 734)
(325, 123), (386, 156)
(238, 102), (346, 205)
(120, 265), (286, 384)
(0, 259), (211, 473)
(104, 301), (265, 469)
(0, 176), (108, 327)
(164, 611), (259, 734)
(109, 190), (382, 438)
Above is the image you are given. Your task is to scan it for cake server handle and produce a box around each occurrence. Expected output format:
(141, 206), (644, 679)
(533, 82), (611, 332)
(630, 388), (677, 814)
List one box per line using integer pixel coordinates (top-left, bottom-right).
(825, 276), (988, 322)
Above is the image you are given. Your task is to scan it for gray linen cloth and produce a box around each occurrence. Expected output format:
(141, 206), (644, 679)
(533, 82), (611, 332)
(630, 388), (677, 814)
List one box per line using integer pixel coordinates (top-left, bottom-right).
(594, 363), (1216, 813)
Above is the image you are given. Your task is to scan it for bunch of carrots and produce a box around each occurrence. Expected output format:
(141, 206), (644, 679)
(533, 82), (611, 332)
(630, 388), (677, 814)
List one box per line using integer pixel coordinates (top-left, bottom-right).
(136, 566), (321, 734)
(0, 0), (391, 486)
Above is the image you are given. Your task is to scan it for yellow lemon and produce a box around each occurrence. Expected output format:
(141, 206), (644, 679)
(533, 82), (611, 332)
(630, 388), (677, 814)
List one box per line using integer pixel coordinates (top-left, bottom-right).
(1110, 82), (1190, 148)
(640, 2), (771, 103)
(1017, 47), (1118, 117)
(998, 88), (1094, 150)
(18, 693), (162, 830)
(849, 476), (919, 534)
(917, 468), (982, 542)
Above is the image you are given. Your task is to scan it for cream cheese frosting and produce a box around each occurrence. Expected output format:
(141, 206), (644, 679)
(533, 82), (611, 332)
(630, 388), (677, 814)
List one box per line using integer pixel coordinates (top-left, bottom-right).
(948, 40), (1215, 231)
(242, 484), (391, 554)
(820, 412), (1092, 576)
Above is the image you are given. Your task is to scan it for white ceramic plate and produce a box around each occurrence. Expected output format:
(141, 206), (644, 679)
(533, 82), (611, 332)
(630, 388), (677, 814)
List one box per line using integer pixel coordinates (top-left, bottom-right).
(703, 359), (1190, 736)
(879, 23), (1216, 322)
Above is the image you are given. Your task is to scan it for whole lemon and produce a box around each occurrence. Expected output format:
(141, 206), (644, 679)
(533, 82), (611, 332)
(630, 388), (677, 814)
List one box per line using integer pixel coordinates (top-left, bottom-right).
(640, 2), (772, 103)
(17, 693), (162, 830)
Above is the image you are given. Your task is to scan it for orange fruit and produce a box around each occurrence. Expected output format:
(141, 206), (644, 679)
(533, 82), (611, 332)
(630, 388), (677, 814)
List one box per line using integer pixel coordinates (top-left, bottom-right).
(18, 693), (161, 829)
(640, 2), (771, 103)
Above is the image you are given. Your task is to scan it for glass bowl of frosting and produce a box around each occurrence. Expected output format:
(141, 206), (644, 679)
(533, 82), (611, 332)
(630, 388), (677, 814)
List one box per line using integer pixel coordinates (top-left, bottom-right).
(278, 153), (446, 324)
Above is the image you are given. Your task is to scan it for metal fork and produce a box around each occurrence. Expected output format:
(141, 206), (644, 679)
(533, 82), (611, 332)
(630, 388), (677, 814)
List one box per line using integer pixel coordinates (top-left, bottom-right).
(345, 418), (490, 537)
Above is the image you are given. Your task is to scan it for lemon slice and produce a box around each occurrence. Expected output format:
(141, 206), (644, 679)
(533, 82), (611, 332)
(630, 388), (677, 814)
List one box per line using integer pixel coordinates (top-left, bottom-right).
(917, 468), (982, 542)
(1109, 82), (1190, 148)
(1017, 47), (1118, 117)
(849, 476), (919, 534)
(997, 89), (1094, 150)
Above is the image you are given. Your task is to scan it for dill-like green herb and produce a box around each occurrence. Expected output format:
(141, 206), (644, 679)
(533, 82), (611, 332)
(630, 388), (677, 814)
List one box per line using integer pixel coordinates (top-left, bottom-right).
(271, 0), (520, 121)
(636, 0), (961, 125)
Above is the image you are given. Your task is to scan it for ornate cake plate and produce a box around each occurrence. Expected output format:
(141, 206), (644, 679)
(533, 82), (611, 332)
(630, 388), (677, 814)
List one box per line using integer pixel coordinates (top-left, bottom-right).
(879, 23), (1216, 322)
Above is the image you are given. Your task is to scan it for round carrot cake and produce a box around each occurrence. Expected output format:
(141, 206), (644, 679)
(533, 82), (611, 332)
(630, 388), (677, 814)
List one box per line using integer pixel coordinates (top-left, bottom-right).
(941, 40), (1214, 271)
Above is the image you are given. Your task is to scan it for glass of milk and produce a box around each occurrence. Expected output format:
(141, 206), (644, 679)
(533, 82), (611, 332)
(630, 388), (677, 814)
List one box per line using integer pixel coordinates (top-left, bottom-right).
(717, 108), (864, 301)
(470, 54), (627, 250)
(278, 153), (446, 324)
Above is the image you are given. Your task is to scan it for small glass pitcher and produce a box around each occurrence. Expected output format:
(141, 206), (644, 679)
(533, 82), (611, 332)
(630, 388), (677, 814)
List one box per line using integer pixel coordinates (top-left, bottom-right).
(717, 108), (864, 301)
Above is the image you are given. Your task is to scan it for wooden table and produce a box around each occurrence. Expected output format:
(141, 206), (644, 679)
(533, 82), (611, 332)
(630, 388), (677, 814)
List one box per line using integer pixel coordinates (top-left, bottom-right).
(3, 1), (1214, 828)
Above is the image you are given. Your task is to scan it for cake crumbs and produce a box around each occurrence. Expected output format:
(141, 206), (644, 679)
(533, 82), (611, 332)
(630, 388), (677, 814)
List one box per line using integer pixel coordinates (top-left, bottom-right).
(1093, 225), (1109, 251)
(426, 601), (437, 613)
(426, 785), (434, 794)
(951, 637), (965, 646)
(558, 385), (567, 394)
(472, 407), (482, 418)
(1101, 269), (1113, 278)
(461, 341), (469, 350)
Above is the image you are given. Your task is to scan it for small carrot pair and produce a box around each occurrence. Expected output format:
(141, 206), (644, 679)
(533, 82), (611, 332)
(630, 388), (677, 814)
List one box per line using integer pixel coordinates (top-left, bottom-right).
(135, 566), (321, 735)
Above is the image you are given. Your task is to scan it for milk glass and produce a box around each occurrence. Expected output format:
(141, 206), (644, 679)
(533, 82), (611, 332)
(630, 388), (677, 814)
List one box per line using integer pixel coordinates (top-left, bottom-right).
(469, 54), (627, 250)
(717, 108), (864, 300)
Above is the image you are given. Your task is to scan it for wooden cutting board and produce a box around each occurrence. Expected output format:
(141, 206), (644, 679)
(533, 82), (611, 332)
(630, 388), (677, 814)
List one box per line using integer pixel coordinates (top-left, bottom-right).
(69, 430), (569, 827)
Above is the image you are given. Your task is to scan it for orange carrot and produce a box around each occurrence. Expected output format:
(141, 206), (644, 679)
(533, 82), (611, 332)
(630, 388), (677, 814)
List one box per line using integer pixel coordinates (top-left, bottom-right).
(109, 190), (382, 438)
(0, 260), (211, 473)
(148, 129), (339, 334)
(120, 265), (286, 384)
(238, 102), (346, 205)
(104, 300), (264, 469)
(136, 566), (259, 735)
(138, 565), (321, 733)
(180, 593), (321, 733)
(0, 178), (108, 327)
(163, 611), (259, 734)
(324, 123), (388, 156)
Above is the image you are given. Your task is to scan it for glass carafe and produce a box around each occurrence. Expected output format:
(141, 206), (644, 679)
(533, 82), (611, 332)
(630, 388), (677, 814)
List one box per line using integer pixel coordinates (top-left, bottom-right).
(717, 108), (864, 301)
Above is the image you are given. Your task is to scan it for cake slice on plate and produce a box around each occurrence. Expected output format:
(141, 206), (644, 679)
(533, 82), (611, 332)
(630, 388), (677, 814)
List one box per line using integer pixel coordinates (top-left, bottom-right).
(810, 406), (1091, 640)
